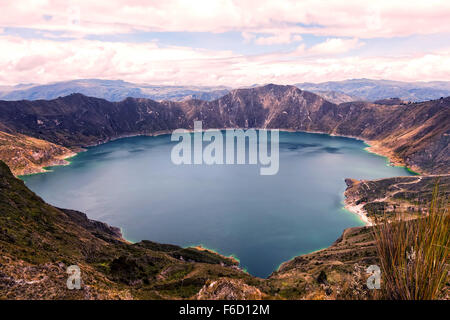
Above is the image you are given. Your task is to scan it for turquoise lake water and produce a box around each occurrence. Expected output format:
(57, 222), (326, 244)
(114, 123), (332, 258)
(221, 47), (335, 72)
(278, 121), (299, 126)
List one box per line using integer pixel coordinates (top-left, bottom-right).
(21, 131), (414, 277)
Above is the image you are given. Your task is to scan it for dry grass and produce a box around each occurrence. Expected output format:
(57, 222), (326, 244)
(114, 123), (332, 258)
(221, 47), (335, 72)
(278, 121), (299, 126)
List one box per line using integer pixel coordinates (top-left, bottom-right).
(372, 181), (449, 300)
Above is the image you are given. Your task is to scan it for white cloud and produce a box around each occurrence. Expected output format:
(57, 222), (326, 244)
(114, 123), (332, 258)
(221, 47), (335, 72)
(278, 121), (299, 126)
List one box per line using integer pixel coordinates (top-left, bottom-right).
(1, 0), (450, 38)
(0, 35), (449, 86)
(0, 1), (449, 86)
(306, 38), (363, 55)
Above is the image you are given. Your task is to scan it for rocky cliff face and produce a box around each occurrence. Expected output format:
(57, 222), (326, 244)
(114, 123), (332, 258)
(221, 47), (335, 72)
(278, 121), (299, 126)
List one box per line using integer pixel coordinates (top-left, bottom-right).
(0, 84), (448, 174)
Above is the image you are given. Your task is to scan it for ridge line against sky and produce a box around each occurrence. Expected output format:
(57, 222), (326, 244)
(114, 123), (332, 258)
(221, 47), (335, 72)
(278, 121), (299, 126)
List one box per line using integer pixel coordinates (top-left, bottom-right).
(0, 0), (449, 86)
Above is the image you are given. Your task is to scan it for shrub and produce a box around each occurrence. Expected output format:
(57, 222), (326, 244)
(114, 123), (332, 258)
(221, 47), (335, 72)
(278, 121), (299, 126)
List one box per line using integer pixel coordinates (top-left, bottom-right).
(372, 182), (449, 299)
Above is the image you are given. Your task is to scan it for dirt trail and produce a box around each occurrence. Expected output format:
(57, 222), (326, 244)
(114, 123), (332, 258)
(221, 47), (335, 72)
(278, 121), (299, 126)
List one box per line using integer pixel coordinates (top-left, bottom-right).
(371, 176), (423, 203)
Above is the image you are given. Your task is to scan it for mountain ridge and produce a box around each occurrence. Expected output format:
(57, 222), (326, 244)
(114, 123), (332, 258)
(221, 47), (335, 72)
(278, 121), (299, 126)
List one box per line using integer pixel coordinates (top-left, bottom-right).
(296, 78), (450, 102)
(0, 79), (230, 102)
(2, 78), (450, 103)
(0, 84), (448, 175)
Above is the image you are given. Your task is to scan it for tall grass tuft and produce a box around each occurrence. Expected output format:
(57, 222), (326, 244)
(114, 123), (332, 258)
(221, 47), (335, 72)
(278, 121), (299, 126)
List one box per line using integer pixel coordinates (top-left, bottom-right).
(372, 182), (449, 300)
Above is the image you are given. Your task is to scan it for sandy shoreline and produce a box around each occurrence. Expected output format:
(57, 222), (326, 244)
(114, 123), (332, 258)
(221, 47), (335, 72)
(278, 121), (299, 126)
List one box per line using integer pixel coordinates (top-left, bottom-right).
(344, 201), (373, 226)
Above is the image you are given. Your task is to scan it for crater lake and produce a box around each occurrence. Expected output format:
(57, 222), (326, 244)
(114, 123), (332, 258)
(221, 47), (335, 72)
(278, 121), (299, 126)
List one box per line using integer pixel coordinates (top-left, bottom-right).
(21, 131), (414, 277)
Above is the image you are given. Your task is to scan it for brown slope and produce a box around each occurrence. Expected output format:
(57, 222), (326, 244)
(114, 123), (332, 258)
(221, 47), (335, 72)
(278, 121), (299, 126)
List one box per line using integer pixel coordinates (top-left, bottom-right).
(0, 131), (75, 176)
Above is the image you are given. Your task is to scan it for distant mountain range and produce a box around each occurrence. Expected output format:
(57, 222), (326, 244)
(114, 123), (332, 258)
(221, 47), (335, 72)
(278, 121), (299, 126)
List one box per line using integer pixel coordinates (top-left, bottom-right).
(0, 79), (230, 102)
(307, 90), (360, 104)
(295, 79), (450, 102)
(1, 78), (450, 103)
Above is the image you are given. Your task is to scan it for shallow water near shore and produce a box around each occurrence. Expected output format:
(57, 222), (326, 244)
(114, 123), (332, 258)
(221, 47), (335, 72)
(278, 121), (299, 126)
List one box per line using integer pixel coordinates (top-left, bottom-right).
(22, 131), (414, 277)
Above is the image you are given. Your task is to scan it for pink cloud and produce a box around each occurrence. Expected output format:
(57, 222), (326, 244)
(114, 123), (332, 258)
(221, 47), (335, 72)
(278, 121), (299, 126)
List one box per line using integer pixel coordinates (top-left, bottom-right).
(307, 38), (363, 55)
(1, 1), (450, 38)
(15, 55), (48, 71)
(0, 36), (449, 86)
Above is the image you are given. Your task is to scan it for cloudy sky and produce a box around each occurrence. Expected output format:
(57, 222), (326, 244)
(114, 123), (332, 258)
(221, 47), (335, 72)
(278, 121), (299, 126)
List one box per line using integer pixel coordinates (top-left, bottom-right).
(1, 0), (450, 86)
